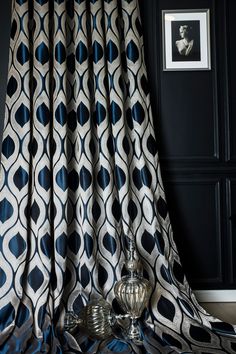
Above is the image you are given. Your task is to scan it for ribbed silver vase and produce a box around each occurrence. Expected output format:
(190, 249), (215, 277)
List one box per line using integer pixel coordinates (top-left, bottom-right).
(64, 298), (115, 339)
(114, 240), (153, 341)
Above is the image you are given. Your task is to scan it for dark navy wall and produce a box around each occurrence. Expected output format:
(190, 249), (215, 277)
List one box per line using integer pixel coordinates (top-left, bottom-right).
(140, 0), (236, 290)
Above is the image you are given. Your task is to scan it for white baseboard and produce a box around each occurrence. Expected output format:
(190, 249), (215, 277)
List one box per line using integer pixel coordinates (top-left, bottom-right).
(194, 290), (236, 303)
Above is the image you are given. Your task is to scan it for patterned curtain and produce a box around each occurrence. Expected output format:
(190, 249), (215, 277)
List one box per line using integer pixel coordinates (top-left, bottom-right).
(0, 0), (236, 353)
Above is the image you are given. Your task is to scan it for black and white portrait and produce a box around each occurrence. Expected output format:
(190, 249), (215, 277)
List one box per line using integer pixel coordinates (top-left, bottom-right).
(172, 21), (201, 62)
(162, 9), (211, 71)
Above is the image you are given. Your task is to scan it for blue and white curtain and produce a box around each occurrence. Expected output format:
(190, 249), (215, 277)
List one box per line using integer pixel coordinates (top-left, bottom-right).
(0, 0), (236, 353)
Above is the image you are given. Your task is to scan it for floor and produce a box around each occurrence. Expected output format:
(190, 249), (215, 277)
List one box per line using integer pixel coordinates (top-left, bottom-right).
(200, 303), (236, 324)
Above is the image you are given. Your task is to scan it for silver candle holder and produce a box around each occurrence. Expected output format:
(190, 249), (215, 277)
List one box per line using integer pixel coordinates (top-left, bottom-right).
(64, 238), (153, 343)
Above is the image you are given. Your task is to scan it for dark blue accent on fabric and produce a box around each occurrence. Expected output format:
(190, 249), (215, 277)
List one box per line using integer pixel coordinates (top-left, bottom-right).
(141, 230), (155, 254)
(155, 230), (165, 255)
(0, 198), (14, 223)
(141, 74), (149, 96)
(2, 135), (15, 158)
(68, 231), (81, 254)
(28, 266), (44, 292)
(55, 102), (67, 126)
(79, 336), (97, 353)
(38, 166), (51, 191)
(80, 166), (92, 191)
(157, 197), (168, 220)
(29, 137), (38, 157)
(36, 0), (47, 4)
(36, 103), (50, 126)
(189, 325), (211, 343)
(84, 233), (93, 258)
(68, 110), (76, 131)
(67, 53), (75, 74)
(0, 303), (15, 331)
(73, 295), (84, 313)
(93, 41), (103, 63)
(56, 167), (68, 191)
(110, 101), (122, 124)
(92, 200), (101, 222)
(76, 41), (88, 64)
(132, 101), (145, 124)
(13, 166), (29, 190)
(147, 134), (158, 156)
(15, 103), (30, 127)
(65, 265), (72, 288)
(115, 165), (126, 189)
(35, 42), (49, 65)
(103, 233), (117, 256)
(17, 43), (30, 65)
(0, 268), (6, 287)
(98, 264), (108, 288)
(122, 136), (130, 155)
(141, 166), (152, 187)
(7, 76), (18, 97)
(56, 233), (67, 258)
(107, 40), (118, 63)
(97, 166), (110, 190)
(31, 200), (40, 223)
(160, 265), (172, 284)
(68, 169), (79, 191)
(107, 135), (115, 156)
(126, 40), (139, 63)
(40, 233), (51, 258)
(126, 107), (133, 130)
(55, 41), (66, 64)
(15, 303), (30, 328)
(112, 198), (121, 221)
(96, 102), (106, 125)
(11, 19), (17, 40)
(77, 102), (90, 126)
(81, 264), (90, 288)
(16, 0), (27, 5)
(9, 233), (26, 257)
(128, 199), (138, 222)
(106, 339), (132, 352)
(133, 167), (142, 190)
(210, 321), (235, 335)
(157, 296), (175, 322)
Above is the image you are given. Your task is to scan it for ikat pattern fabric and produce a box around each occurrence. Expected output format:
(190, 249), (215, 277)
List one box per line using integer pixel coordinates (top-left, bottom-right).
(0, 0), (236, 353)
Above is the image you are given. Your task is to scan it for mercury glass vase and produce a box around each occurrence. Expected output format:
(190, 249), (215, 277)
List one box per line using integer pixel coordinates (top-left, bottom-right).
(64, 298), (116, 340)
(114, 239), (153, 341)
(114, 275), (152, 319)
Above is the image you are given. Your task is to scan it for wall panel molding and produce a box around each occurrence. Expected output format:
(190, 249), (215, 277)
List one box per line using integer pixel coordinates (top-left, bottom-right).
(226, 178), (236, 283)
(164, 178), (223, 287)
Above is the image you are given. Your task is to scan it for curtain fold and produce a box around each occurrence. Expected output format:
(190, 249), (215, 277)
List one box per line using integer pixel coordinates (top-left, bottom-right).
(0, 0), (236, 353)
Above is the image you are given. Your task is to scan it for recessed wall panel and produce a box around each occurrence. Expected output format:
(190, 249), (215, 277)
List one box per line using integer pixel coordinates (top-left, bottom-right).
(165, 179), (222, 289)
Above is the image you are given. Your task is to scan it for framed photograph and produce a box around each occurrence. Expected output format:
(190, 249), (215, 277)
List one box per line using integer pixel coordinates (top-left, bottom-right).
(162, 9), (211, 71)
